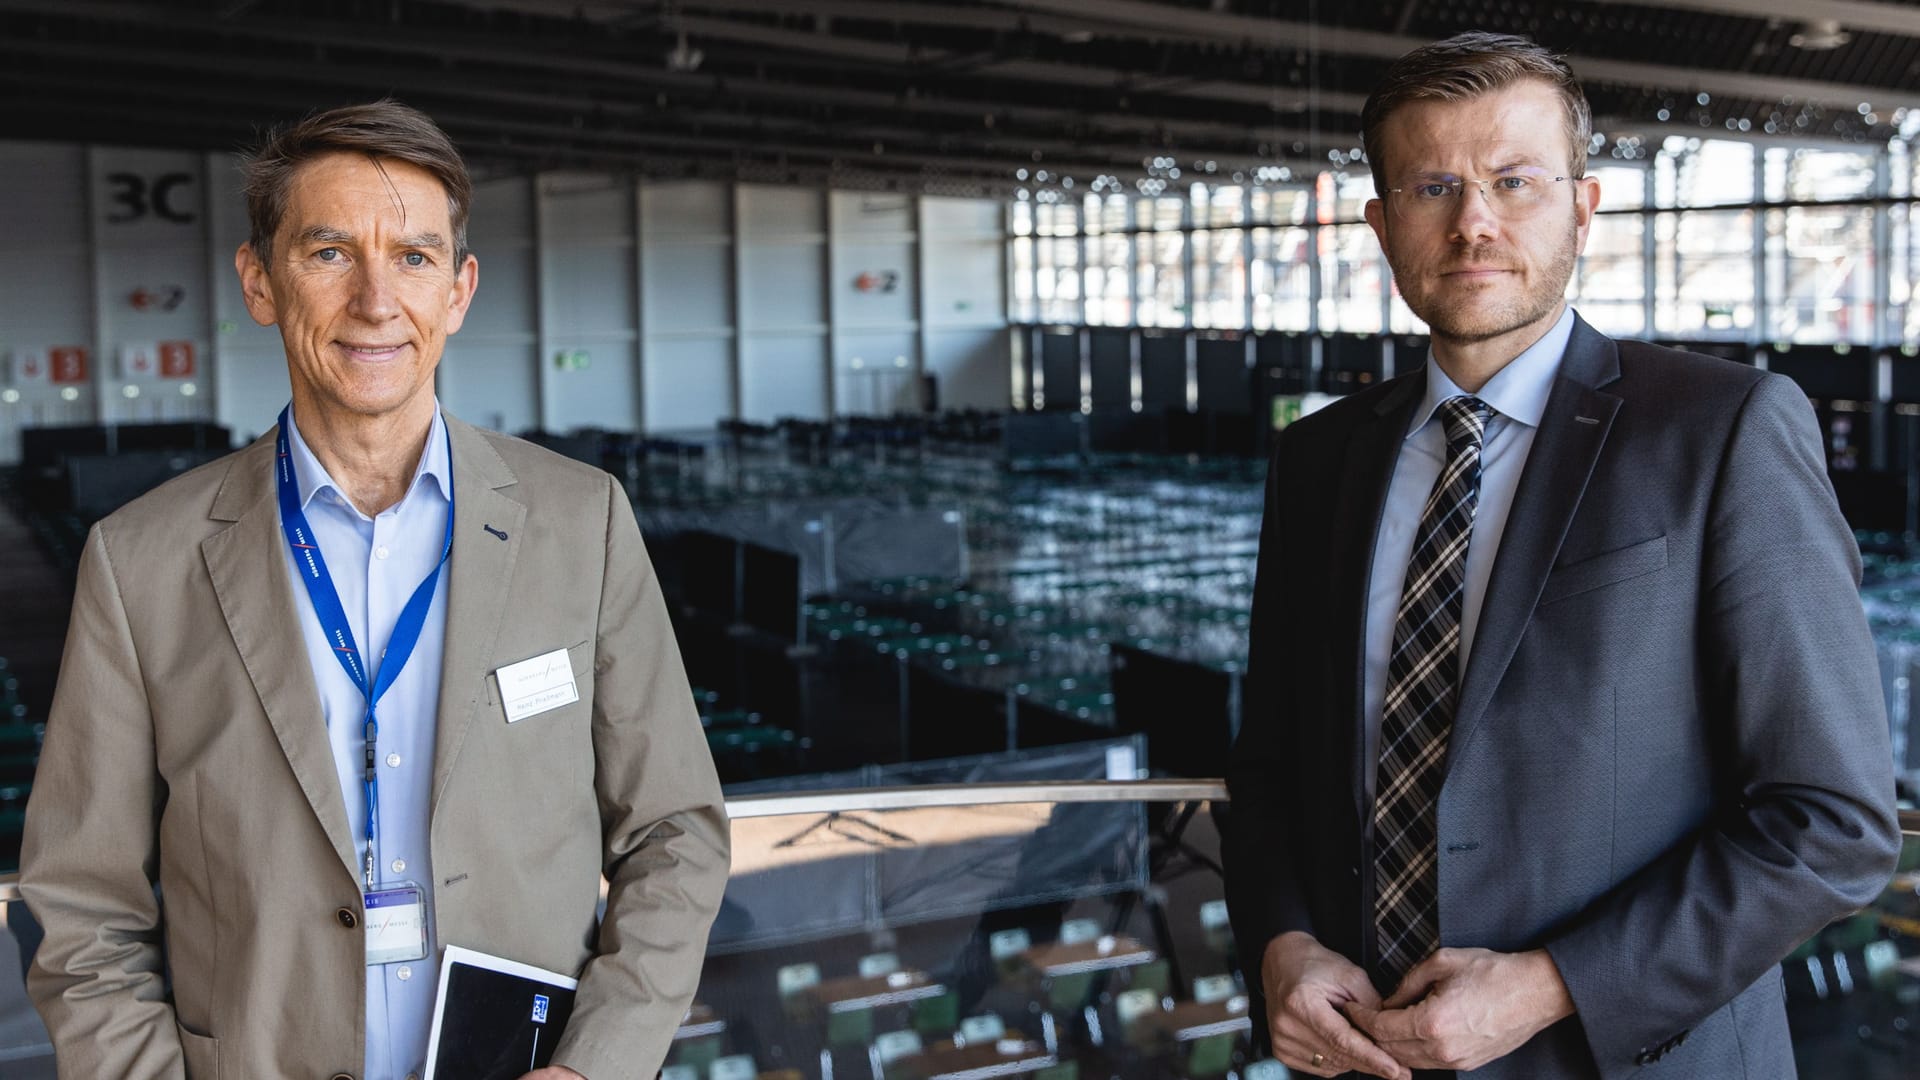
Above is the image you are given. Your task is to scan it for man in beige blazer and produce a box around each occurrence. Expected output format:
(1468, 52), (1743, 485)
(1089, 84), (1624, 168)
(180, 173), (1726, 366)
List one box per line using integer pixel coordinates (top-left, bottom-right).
(20, 101), (731, 1079)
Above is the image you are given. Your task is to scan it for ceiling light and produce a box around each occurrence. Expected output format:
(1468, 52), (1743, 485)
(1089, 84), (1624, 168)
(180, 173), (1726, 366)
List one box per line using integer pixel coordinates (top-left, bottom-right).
(1789, 20), (1852, 51)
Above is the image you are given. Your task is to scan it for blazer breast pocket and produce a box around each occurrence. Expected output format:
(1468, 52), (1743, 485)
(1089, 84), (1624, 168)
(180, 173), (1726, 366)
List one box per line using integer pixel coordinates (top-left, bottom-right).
(1539, 534), (1668, 606)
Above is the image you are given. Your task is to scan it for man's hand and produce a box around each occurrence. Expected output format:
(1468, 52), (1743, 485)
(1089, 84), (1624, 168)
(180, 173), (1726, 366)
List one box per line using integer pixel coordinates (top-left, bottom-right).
(1261, 932), (1411, 1080)
(517, 1069), (586, 1080)
(1344, 948), (1575, 1073)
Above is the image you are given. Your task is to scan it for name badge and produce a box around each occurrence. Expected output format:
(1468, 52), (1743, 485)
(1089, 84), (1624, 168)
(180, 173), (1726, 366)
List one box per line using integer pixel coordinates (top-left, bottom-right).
(365, 883), (430, 966)
(495, 648), (580, 723)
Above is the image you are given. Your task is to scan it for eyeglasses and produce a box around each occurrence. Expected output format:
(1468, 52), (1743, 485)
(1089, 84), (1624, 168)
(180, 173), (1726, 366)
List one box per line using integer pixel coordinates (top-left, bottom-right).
(1385, 171), (1574, 220)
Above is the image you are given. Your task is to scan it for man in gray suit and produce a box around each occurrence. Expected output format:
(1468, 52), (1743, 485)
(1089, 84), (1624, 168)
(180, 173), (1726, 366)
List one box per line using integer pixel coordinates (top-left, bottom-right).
(22, 101), (731, 1079)
(1223, 33), (1900, 1080)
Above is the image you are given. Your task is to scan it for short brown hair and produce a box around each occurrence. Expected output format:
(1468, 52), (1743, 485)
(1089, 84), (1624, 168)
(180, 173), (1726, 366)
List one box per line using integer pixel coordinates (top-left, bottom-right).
(1360, 33), (1591, 195)
(241, 100), (471, 267)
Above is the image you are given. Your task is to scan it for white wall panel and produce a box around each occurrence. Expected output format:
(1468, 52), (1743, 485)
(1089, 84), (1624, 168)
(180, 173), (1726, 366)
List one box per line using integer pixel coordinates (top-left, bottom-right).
(835, 241), (915, 326)
(644, 182), (730, 237)
(440, 342), (537, 435)
(90, 148), (206, 248)
(0, 250), (91, 345)
(645, 244), (732, 332)
(740, 185), (823, 235)
(835, 329), (918, 415)
(0, 145), (97, 451)
(90, 149), (211, 425)
(922, 197), (1001, 235)
(205, 150), (283, 362)
(100, 246), (211, 344)
(923, 238), (1005, 326)
(741, 335), (829, 423)
(546, 245), (636, 336)
(463, 247), (536, 340)
(545, 342), (639, 431)
(832, 191), (914, 235)
(218, 347), (294, 443)
(926, 328), (1012, 410)
(471, 176), (534, 240)
(543, 181), (634, 245)
(645, 336), (734, 432)
(0, 143), (86, 248)
(741, 244), (826, 330)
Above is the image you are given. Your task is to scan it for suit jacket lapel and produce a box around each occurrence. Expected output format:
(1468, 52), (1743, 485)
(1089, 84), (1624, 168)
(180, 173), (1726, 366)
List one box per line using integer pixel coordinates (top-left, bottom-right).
(1448, 318), (1622, 772)
(430, 414), (525, 815)
(202, 432), (360, 882)
(1335, 374), (1425, 826)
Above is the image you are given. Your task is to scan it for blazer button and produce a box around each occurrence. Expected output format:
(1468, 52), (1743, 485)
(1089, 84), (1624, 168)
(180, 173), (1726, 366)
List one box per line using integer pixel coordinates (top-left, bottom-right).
(336, 907), (358, 929)
(330, 1073), (355, 1080)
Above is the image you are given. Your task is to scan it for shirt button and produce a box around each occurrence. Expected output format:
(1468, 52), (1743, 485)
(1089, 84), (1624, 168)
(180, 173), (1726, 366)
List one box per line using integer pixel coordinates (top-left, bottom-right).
(386, 752), (402, 768)
(391, 858), (407, 874)
(375, 545), (390, 560)
(397, 965), (412, 981)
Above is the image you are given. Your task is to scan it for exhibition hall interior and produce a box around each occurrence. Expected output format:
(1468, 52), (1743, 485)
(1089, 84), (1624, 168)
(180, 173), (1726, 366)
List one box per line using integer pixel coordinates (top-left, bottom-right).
(2, 1), (1920, 1077)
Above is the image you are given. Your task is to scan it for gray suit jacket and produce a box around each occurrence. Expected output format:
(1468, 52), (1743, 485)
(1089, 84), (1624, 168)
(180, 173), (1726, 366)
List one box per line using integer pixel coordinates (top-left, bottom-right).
(21, 412), (732, 1079)
(1223, 318), (1901, 1078)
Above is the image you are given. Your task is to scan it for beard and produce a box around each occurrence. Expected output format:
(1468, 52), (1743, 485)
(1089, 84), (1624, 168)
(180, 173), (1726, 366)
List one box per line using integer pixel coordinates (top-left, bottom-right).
(1388, 221), (1579, 345)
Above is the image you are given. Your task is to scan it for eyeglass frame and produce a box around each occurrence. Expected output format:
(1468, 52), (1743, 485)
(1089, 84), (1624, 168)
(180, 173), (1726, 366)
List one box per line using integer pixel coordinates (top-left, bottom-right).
(1383, 169), (1580, 218)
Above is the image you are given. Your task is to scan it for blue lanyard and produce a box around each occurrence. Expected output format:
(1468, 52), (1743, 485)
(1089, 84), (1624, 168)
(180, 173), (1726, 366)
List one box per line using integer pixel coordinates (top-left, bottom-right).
(274, 404), (453, 890)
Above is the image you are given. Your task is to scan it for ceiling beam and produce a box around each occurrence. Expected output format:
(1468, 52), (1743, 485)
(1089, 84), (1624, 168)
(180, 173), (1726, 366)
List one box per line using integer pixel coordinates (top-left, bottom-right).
(984, 0), (1920, 111)
(0, 0), (1347, 146)
(0, 60), (1153, 179)
(0, 39), (1331, 180)
(1588, 0), (1920, 41)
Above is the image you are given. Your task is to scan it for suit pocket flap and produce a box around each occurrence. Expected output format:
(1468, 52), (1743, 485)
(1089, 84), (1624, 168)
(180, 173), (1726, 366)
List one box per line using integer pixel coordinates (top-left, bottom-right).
(177, 1024), (219, 1079)
(1540, 534), (1668, 605)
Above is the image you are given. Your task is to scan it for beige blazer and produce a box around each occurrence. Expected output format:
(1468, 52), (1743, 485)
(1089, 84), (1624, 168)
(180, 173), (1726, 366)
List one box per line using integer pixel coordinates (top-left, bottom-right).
(20, 412), (732, 1080)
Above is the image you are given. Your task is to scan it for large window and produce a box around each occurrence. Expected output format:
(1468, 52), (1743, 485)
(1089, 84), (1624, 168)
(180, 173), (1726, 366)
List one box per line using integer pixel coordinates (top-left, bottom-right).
(1573, 164), (1650, 336)
(1005, 135), (1916, 350)
(1895, 140), (1919, 345)
(1766, 147), (1879, 344)
(1251, 186), (1313, 331)
(1656, 139), (1757, 338)
(1084, 194), (1132, 326)
(1192, 185), (1248, 328)
(1034, 199), (1083, 325)
(1318, 172), (1386, 333)
(1136, 196), (1187, 328)
(1010, 200), (1035, 324)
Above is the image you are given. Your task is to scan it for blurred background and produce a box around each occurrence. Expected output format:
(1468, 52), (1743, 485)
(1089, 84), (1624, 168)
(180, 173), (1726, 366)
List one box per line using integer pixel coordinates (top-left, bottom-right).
(2, 2), (1919, 1078)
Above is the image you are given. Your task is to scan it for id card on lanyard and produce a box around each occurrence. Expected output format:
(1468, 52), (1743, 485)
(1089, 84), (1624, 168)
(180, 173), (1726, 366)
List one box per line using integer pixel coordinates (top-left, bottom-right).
(275, 404), (451, 966)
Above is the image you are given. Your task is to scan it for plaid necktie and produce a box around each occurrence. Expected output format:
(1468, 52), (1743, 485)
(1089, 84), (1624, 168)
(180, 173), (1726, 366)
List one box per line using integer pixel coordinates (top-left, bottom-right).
(1373, 394), (1492, 982)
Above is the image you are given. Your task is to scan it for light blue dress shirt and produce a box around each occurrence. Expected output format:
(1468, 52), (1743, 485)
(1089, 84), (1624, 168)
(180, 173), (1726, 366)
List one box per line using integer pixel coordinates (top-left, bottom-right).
(280, 404), (450, 1080)
(1361, 307), (1576, 759)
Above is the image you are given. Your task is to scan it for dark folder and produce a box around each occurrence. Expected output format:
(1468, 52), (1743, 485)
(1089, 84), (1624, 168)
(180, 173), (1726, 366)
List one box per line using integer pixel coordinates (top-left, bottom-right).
(424, 945), (579, 1080)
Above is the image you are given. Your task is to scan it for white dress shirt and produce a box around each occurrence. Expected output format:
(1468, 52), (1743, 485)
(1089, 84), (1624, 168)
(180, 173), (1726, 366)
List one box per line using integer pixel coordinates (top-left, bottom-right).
(1361, 307), (1576, 751)
(280, 404), (451, 1080)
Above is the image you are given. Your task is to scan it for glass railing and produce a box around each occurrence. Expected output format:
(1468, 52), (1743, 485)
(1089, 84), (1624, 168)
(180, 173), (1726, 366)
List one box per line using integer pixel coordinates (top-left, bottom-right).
(1, 757), (1917, 1080)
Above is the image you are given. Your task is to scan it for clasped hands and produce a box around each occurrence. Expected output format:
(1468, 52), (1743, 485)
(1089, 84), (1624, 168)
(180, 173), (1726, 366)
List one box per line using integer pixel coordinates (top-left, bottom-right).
(1260, 932), (1575, 1078)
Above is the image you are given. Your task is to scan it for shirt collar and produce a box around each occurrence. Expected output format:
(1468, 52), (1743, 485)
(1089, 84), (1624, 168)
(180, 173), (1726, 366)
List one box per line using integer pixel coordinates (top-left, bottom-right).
(1407, 306), (1575, 440)
(284, 400), (452, 514)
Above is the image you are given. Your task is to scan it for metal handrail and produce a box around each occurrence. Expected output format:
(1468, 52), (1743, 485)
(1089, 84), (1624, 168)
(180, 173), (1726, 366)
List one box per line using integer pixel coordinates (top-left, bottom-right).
(724, 779), (1224, 818)
(2, 789), (1916, 903)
